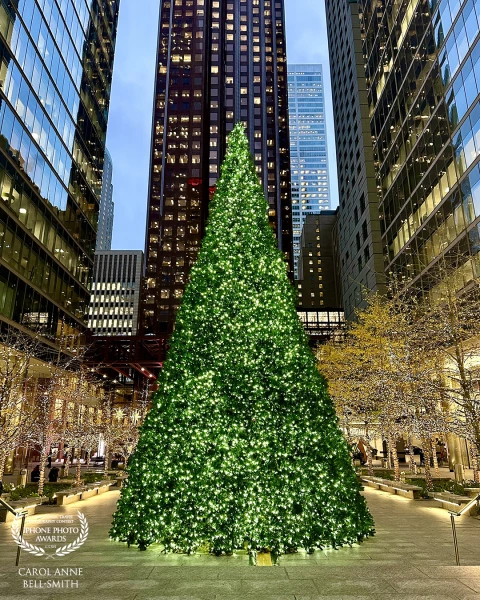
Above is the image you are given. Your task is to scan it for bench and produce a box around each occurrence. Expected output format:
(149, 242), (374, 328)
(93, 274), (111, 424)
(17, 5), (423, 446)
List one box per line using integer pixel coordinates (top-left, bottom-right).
(115, 475), (128, 488)
(361, 476), (423, 500)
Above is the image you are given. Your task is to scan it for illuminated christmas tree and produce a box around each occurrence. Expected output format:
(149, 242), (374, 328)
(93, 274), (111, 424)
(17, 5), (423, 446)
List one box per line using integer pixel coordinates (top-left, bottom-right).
(110, 124), (373, 556)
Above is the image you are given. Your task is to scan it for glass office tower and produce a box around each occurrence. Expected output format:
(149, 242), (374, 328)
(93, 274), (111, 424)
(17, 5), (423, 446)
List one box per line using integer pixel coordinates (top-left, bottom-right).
(0, 0), (120, 343)
(364, 0), (480, 298)
(96, 148), (114, 251)
(327, 0), (480, 312)
(288, 64), (330, 278)
(142, 0), (292, 336)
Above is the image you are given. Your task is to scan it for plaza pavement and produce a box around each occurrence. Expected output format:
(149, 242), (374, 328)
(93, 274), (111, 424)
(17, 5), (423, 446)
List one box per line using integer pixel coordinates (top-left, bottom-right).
(0, 486), (480, 599)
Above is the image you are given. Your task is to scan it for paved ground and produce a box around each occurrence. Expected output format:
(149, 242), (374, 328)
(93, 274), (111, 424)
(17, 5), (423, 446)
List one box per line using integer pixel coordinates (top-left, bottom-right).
(0, 486), (479, 599)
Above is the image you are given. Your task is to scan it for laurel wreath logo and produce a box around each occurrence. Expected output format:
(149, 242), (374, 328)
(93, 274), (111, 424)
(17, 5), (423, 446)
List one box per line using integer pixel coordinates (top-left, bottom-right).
(11, 511), (89, 559)
(11, 522), (45, 557)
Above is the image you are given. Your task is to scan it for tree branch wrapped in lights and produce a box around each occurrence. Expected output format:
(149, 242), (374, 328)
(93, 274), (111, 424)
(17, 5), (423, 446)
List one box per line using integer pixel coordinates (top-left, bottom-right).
(110, 124), (374, 557)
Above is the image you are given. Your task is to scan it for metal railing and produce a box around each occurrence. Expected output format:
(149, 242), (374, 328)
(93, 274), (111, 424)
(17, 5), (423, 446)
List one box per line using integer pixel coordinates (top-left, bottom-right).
(448, 493), (480, 566)
(0, 497), (28, 566)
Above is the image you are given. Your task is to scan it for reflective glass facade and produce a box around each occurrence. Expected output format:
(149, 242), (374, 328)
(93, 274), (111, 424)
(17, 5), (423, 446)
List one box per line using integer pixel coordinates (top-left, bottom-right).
(96, 147), (113, 251)
(0, 0), (119, 342)
(142, 0), (292, 336)
(288, 64), (330, 278)
(361, 0), (480, 298)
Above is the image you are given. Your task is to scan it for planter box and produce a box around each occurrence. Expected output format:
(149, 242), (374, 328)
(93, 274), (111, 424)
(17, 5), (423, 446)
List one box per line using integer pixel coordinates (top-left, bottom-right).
(429, 492), (477, 515)
(361, 476), (422, 500)
(97, 482), (114, 495)
(55, 481), (115, 505)
(0, 497), (46, 523)
(56, 489), (83, 506)
(81, 487), (99, 500)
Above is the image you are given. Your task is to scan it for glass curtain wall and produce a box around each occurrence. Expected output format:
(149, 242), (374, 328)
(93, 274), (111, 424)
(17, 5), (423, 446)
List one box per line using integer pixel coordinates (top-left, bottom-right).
(288, 64), (330, 278)
(0, 0), (119, 342)
(361, 0), (480, 296)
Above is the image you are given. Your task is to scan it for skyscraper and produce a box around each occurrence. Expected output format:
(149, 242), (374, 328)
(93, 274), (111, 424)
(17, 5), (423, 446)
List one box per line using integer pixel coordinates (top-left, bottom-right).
(297, 211), (341, 309)
(360, 0), (480, 300)
(327, 0), (480, 314)
(89, 250), (143, 336)
(0, 1), (120, 343)
(96, 148), (114, 252)
(288, 64), (330, 277)
(325, 0), (385, 320)
(142, 0), (292, 336)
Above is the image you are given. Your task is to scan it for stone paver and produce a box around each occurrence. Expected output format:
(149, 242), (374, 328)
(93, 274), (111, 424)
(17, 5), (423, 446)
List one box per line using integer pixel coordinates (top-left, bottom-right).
(0, 486), (479, 599)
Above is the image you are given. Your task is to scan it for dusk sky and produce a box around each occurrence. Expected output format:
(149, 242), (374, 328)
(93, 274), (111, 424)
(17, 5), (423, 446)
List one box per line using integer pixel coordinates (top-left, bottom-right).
(107, 0), (337, 251)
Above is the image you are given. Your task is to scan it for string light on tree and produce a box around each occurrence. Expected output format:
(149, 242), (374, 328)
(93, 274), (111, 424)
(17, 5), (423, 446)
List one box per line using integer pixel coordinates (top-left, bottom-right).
(110, 124), (374, 558)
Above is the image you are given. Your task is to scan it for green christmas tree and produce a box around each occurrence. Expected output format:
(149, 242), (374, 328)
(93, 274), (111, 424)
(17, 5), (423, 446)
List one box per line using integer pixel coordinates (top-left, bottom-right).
(110, 124), (374, 556)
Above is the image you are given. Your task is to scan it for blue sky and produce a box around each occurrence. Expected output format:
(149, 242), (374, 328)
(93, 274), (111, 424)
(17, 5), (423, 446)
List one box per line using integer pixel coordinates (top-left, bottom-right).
(107, 0), (337, 250)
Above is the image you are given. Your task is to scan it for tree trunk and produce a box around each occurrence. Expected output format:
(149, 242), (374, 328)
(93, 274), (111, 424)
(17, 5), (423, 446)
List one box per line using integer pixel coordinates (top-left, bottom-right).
(408, 440), (416, 473)
(363, 430), (374, 477)
(64, 454), (71, 477)
(431, 438), (439, 478)
(365, 442), (374, 477)
(103, 443), (109, 479)
(389, 436), (400, 481)
(470, 441), (480, 485)
(24, 444), (30, 469)
(38, 449), (48, 496)
(472, 420), (480, 468)
(58, 394), (69, 460)
(75, 448), (82, 487)
(0, 448), (7, 481)
(422, 437), (433, 491)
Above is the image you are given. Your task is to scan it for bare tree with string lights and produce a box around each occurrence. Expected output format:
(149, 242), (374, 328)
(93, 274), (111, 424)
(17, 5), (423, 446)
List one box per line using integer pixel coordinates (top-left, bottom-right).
(0, 328), (42, 482)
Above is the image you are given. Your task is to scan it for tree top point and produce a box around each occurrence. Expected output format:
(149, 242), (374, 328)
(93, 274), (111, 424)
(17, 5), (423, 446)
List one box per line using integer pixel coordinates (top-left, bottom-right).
(227, 122), (248, 146)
